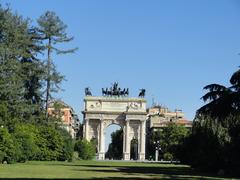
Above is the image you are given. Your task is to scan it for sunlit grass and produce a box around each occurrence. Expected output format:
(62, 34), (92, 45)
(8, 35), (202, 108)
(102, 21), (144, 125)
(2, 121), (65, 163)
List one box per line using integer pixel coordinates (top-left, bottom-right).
(0, 160), (238, 179)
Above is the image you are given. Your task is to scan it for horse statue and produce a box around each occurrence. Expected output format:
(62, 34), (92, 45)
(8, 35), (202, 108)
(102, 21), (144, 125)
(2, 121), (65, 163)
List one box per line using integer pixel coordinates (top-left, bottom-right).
(119, 88), (129, 96)
(85, 87), (92, 96)
(102, 82), (129, 97)
(138, 89), (146, 98)
(112, 82), (119, 96)
(102, 88), (107, 96)
(125, 88), (129, 96)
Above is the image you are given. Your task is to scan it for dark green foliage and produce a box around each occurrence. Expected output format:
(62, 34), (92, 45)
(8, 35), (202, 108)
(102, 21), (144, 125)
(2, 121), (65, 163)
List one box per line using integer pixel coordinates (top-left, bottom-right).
(75, 124), (83, 140)
(0, 127), (18, 163)
(146, 123), (189, 161)
(35, 125), (64, 161)
(160, 123), (189, 161)
(182, 67), (240, 176)
(0, 5), (75, 163)
(163, 152), (173, 161)
(74, 139), (96, 160)
(0, 5), (46, 128)
(105, 129), (123, 160)
(178, 117), (227, 171)
(13, 124), (39, 162)
(1, 123), (73, 163)
(146, 130), (161, 160)
(57, 127), (74, 161)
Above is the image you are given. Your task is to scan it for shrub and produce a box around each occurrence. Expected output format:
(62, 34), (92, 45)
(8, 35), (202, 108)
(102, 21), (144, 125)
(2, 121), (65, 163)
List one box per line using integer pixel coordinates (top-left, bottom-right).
(74, 139), (95, 160)
(57, 127), (74, 161)
(13, 124), (39, 162)
(0, 127), (18, 163)
(35, 126), (64, 161)
(163, 152), (173, 161)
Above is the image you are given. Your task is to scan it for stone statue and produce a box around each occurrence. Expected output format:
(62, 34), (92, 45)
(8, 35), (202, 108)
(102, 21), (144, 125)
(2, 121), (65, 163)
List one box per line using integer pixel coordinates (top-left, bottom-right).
(85, 87), (92, 96)
(138, 89), (145, 98)
(102, 82), (129, 97)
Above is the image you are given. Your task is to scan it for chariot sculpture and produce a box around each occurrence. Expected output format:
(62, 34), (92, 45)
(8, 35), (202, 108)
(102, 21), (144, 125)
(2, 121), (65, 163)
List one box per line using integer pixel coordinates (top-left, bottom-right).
(102, 82), (129, 97)
(85, 82), (146, 98)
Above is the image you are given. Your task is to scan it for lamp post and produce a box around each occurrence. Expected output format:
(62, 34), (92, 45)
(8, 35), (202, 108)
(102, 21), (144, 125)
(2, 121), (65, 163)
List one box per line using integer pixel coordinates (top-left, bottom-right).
(154, 140), (161, 161)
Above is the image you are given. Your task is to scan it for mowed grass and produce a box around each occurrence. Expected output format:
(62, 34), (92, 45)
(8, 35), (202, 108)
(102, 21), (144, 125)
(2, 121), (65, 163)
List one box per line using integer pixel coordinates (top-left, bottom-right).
(0, 160), (238, 180)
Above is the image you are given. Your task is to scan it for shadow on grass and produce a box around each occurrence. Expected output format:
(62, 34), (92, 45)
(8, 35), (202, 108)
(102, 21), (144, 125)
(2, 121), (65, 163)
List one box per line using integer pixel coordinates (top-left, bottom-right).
(0, 163), (236, 180)
(0, 178), (184, 180)
(45, 162), (236, 179)
(78, 166), (231, 179)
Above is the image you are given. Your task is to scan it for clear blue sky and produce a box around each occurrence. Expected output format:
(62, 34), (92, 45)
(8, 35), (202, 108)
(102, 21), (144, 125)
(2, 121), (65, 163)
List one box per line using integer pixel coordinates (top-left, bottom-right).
(2, 1), (240, 146)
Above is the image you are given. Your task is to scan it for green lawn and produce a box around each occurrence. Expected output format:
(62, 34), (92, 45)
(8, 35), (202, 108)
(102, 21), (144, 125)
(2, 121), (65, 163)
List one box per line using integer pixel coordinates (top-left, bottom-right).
(0, 160), (238, 180)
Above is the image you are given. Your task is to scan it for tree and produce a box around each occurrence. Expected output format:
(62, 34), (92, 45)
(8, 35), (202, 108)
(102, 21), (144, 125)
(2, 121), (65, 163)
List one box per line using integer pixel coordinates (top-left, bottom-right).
(0, 5), (75, 163)
(74, 139), (95, 160)
(0, 5), (45, 129)
(183, 67), (240, 175)
(146, 123), (189, 161)
(105, 129), (123, 160)
(13, 124), (39, 162)
(179, 116), (229, 171)
(57, 127), (74, 161)
(35, 125), (64, 161)
(197, 67), (240, 121)
(0, 127), (18, 163)
(37, 11), (77, 119)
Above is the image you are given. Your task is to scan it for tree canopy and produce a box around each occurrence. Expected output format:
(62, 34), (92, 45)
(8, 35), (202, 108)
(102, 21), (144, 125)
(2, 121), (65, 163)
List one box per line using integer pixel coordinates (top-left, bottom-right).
(0, 5), (75, 163)
(181, 67), (240, 176)
(37, 11), (77, 118)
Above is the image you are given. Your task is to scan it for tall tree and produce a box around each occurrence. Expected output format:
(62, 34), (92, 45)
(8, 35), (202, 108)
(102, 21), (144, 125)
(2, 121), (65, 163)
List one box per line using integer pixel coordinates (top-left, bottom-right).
(197, 67), (240, 121)
(184, 67), (240, 174)
(197, 84), (233, 121)
(37, 11), (77, 119)
(0, 6), (45, 127)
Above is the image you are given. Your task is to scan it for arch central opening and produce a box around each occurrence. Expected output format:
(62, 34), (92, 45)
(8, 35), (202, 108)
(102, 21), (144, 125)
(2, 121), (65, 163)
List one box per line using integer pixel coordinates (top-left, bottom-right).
(105, 124), (123, 160)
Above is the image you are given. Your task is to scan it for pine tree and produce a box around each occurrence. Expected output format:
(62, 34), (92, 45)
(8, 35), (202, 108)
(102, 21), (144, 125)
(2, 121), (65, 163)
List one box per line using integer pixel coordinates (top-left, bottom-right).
(37, 11), (77, 119)
(0, 6), (46, 127)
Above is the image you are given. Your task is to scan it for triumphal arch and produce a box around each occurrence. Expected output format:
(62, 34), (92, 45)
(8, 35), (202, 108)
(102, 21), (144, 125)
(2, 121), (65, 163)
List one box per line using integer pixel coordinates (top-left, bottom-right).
(82, 83), (147, 160)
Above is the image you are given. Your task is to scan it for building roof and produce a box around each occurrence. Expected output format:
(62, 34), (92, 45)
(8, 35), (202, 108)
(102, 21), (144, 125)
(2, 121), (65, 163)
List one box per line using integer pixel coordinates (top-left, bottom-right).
(153, 119), (192, 127)
(48, 99), (74, 111)
(176, 119), (193, 125)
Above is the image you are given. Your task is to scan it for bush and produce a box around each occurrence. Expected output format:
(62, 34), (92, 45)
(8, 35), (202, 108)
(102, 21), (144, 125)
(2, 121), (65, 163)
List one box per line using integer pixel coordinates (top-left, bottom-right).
(0, 127), (18, 163)
(163, 152), (173, 161)
(179, 118), (228, 172)
(35, 126), (64, 161)
(146, 123), (189, 161)
(0, 150), (5, 163)
(57, 127), (74, 161)
(74, 139), (95, 160)
(13, 124), (39, 162)
(1, 123), (74, 163)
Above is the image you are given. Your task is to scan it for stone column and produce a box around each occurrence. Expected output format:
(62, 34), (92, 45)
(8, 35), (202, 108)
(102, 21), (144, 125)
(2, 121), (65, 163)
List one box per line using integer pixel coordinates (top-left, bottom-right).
(98, 119), (105, 160)
(85, 119), (89, 141)
(122, 126), (125, 160)
(123, 120), (130, 160)
(139, 120), (146, 161)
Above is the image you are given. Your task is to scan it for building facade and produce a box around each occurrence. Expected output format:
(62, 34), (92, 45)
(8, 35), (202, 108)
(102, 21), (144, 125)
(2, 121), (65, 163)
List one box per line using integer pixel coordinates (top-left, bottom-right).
(47, 100), (80, 138)
(82, 96), (147, 161)
(147, 105), (192, 131)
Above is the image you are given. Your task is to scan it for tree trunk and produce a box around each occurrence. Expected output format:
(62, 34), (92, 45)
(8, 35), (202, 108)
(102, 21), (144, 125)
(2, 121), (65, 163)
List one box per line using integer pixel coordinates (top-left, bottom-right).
(45, 38), (51, 120)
